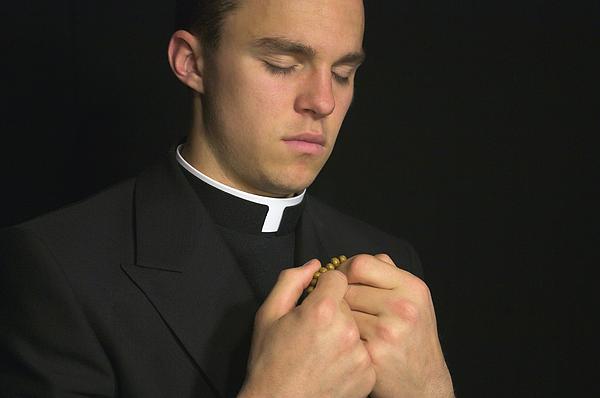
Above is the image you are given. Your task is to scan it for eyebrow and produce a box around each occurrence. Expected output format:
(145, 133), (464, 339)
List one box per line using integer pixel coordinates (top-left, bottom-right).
(333, 51), (366, 67)
(251, 36), (366, 67)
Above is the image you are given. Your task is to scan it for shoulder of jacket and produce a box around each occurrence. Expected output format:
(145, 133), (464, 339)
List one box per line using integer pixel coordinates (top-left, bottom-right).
(15, 178), (135, 232)
(3, 178), (136, 265)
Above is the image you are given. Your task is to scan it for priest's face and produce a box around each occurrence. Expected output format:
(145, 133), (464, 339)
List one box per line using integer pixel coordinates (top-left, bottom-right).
(196, 0), (365, 197)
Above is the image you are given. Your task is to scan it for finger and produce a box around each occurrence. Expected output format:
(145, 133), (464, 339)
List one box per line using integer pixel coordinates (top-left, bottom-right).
(343, 254), (399, 289)
(338, 297), (355, 319)
(375, 253), (396, 266)
(351, 310), (377, 341)
(306, 269), (349, 303)
(345, 284), (388, 315)
(257, 259), (321, 328)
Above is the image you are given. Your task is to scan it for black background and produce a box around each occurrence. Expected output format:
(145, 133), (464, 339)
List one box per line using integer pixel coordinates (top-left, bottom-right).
(1, 1), (596, 396)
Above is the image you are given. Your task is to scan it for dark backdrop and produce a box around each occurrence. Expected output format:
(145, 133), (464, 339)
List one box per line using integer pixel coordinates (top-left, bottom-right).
(2, 1), (596, 396)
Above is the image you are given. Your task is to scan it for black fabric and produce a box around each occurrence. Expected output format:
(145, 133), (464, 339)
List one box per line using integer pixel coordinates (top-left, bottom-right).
(180, 164), (304, 235)
(218, 227), (295, 301)
(0, 150), (423, 397)
(180, 164), (302, 301)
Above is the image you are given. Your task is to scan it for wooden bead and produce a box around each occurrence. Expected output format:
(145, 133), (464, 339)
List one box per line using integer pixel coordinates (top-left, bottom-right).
(304, 255), (347, 294)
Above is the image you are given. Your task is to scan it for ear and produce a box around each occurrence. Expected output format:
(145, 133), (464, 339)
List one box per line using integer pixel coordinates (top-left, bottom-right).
(168, 30), (205, 93)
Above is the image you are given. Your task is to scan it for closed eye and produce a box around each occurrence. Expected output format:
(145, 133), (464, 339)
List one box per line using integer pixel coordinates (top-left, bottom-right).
(263, 60), (353, 85)
(333, 73), (350, 85)
(263, 61), (297, 75)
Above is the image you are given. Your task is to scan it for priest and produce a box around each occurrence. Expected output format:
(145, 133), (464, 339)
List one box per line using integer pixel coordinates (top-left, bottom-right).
(0, 0), (454, 397)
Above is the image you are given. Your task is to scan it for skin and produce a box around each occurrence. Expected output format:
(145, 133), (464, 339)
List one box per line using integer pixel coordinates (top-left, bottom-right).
(169, 0), (454, 396)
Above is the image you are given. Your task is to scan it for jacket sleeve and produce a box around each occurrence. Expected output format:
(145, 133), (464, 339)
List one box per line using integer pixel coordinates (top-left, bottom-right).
(0, 227), (115, 397)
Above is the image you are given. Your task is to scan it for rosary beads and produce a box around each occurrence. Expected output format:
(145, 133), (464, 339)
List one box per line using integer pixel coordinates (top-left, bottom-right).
(305, 255), (347, 294)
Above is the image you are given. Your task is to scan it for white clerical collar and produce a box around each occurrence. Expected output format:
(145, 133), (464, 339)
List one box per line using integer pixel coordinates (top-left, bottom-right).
(176, 144), (305, 233)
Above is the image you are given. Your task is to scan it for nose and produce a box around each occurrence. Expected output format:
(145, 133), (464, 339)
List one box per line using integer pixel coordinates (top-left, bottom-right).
(294, 69), (335, 118)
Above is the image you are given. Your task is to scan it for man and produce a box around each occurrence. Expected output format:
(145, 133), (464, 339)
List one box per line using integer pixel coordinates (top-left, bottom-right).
(0, 0), (453, 397)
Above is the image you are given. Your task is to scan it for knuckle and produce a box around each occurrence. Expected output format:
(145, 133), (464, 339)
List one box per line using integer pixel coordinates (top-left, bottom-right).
(348, 254), (370, 279)
(376, 253), (394, 264)
(310, 296), (338, 323)
(375, 320), (403, 342)
(409, 276), (432, 299)
(388, 298), (420, 324)
(339, 322), (360, 347)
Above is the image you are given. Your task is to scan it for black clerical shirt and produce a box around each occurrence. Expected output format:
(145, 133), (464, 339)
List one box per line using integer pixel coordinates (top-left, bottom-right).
(179, 165), (305, 301)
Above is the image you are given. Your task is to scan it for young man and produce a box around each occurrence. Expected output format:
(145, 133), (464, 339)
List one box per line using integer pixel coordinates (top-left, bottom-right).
(0, 1), (453, 397)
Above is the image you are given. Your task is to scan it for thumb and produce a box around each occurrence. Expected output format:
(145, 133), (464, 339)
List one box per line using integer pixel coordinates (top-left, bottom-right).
(255, 259), (321, 329)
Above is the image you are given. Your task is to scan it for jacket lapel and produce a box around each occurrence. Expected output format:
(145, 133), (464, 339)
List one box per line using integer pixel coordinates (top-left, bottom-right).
(121, 155), (258, 397)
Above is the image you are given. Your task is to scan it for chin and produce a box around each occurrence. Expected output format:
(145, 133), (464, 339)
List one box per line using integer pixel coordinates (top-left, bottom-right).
(274, 175), (317, 196)
(263, 182), (307, 197)
(258, 163), (322, 196)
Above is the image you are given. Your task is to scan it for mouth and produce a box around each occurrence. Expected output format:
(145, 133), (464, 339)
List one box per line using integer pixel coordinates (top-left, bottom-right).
(282, 132), (326, 155)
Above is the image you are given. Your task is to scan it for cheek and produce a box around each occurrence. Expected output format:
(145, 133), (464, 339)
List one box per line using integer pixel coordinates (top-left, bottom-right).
(249, 78), (293, 125)
(229, 61), (291, 115)
(228, 77), (294, 150)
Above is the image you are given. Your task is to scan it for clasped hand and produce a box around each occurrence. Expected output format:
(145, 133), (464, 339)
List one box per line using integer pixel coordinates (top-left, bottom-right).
(239, 255), (454, 398)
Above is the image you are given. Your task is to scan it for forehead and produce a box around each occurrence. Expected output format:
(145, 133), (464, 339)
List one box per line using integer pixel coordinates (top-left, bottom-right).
(222, 0), (365, 57)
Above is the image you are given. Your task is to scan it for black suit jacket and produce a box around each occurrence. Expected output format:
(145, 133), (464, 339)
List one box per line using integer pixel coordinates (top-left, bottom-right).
(0, 153), (422, 397)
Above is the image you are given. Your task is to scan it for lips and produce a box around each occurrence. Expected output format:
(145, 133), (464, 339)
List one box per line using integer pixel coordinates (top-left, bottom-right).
(283, 132), (326, 146)
(282, 132), (326, 155)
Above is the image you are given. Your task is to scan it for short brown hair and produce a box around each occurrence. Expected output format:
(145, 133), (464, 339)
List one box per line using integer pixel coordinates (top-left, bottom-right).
(176, 0), (241, 52)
